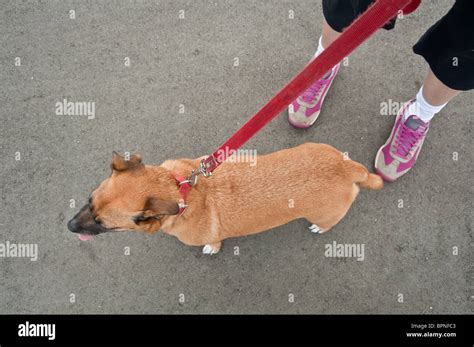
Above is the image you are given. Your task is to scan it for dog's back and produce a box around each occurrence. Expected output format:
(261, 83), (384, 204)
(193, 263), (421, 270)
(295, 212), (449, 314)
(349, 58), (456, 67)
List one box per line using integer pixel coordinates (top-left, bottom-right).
(170, 143), (383, 244)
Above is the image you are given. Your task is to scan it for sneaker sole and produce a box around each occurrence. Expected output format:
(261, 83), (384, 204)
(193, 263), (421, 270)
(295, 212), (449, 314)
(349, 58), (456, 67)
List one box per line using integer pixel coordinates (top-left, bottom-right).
(288, 111), (321, 129)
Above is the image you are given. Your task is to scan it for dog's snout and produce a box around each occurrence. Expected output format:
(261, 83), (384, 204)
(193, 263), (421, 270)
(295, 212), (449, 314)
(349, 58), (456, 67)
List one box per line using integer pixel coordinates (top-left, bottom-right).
(67, 204), (92, 233)
(67, 204), (110, 236)
(67, 218), (80, 233)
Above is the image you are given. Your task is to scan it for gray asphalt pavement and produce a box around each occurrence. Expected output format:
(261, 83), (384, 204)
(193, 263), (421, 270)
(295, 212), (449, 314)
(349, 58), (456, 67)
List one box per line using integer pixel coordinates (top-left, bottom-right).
(0, 0), (472, 314)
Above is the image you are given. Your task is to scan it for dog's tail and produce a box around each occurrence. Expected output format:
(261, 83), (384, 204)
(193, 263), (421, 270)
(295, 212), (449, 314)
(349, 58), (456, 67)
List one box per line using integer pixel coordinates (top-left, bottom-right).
(345, 160), (384, 190)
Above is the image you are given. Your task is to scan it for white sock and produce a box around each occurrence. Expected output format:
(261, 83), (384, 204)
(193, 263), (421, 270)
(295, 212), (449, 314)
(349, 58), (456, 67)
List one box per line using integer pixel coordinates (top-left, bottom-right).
(314, 36), (325, 57)
(405, 86), (447, 123)
(313, 36), (332, 79)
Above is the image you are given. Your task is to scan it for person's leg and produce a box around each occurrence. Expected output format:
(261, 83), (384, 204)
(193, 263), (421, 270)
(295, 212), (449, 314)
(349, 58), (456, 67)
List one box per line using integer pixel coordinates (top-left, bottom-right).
(374, 70), (462, 182)
(421, 68), (461, 107)
(404, 68), (461, 123)
(287, 18), (342, 129)
(288, 0), (387, 129)
(375, 0), (472, 181)
(321, 18), (341, 49)
(316, 19), (342, 79)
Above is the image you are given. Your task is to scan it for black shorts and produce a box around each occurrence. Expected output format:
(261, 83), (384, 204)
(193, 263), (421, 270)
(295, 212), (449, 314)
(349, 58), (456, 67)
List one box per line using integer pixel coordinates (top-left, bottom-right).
(322, 0), (474, 91)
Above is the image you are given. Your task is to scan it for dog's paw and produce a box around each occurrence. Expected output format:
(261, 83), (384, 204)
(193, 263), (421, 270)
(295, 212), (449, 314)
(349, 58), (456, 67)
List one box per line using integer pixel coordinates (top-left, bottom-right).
(202, 244), (219, 255)
(309, 224), (322, 234)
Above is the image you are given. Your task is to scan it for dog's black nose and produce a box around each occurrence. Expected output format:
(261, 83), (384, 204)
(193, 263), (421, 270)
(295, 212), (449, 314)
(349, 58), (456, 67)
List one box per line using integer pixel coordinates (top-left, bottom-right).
(67, 218), (80, 233)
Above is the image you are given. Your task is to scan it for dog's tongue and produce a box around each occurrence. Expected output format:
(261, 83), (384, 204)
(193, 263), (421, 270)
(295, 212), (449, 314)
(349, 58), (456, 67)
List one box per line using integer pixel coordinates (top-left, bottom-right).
(78, 234), (92, 241)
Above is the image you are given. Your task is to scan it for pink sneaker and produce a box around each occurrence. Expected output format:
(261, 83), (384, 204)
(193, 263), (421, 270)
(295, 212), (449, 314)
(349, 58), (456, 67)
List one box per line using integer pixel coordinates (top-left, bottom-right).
(375, 100), (430, 181)
(288, 63), (340, 129)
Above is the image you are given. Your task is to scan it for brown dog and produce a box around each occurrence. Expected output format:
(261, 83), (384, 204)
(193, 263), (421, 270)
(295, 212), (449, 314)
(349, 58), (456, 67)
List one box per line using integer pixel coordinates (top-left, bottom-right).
(67, 143), (383, 254)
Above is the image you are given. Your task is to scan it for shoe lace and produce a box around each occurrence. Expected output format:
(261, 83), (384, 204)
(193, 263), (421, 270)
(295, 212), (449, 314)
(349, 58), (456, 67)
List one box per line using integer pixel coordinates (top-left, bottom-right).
(301, 80), (326, 102)
(395, 121), (427, 158)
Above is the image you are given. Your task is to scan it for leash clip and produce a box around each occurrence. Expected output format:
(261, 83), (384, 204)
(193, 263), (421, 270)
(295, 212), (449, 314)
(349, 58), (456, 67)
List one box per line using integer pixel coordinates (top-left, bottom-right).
(180, 170), (199, 186)
(199, 156), (216, 177)
(182, 156), (216, 187)
(199, 158), (212, 177)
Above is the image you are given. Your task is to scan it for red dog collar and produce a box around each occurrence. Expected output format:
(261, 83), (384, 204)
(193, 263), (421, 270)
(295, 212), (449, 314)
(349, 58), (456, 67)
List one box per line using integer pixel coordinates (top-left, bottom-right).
(174, 174), (191, 215)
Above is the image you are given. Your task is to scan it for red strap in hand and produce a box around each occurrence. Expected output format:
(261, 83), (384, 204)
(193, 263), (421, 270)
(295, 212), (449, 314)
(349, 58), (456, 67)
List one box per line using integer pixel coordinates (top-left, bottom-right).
(202, 0), (417, 174)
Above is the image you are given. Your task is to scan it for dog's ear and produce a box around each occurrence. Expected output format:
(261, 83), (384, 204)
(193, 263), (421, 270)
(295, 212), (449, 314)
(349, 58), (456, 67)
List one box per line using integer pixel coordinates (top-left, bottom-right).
(111, 151), (143, 171)
(142, 197), (179, 217)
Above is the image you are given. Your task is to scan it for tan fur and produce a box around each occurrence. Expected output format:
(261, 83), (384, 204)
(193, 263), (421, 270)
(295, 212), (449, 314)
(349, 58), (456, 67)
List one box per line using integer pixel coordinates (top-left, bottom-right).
(73, 143), (383, 251)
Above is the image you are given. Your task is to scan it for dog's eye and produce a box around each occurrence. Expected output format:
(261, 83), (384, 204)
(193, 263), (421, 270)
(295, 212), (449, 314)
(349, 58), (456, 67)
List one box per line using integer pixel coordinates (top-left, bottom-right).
(133, 216), (150, 225)
(133, 215), (161, 225)
(94, 217), (101, 224)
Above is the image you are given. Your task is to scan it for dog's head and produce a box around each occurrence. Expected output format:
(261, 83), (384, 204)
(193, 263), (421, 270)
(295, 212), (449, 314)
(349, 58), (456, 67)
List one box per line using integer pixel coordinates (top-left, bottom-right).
(67, 152), (180, 240)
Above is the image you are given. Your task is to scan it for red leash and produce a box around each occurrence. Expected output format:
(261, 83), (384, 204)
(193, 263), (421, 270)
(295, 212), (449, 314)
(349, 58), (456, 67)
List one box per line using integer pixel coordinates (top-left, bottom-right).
(185, 0), (420, 188)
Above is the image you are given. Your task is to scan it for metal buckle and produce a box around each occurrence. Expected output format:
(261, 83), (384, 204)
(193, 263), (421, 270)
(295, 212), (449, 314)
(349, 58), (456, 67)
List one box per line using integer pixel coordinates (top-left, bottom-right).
(199, 157), (215, 177)
(181, 157), (215, 188)
(177, 199), (188, 209)
(188, 170), (199, 186)
(180, 170), (199, 187)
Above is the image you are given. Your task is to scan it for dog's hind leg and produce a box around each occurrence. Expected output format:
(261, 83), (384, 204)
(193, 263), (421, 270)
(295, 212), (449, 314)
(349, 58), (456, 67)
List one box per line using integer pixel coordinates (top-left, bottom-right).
(307, 184), (359, 234)
(308, 218), (339, 234)
(202, 241), (222, 255)
(309, 224), (323, 234)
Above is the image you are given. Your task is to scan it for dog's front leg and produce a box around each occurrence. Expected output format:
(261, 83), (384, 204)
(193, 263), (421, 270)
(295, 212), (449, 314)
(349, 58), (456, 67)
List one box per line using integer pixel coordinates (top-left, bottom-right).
(202, 242), (222, 255)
